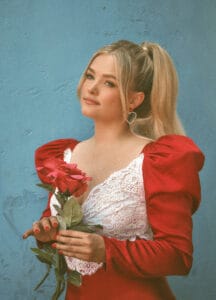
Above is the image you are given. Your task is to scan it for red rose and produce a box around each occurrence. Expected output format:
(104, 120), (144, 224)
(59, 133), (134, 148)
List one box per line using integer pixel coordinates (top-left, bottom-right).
(36, 158), (62, 184)
(55, 176), (88, 196)
(37, 158), (91, 197)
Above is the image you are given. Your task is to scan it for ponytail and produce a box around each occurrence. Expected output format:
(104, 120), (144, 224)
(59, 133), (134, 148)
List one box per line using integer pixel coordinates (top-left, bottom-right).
(132, 42), (185, 139)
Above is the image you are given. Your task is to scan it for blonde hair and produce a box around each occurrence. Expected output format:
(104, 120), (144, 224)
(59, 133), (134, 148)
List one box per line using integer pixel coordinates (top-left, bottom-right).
(77, 40), (185, 139)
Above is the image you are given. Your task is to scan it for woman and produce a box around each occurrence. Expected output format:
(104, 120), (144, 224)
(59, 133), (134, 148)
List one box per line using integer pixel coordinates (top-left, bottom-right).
(23, 40), (204, 299)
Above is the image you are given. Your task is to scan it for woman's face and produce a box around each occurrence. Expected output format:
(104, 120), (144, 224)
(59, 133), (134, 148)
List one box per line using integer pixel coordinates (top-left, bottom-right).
(80, 54), (124, 123)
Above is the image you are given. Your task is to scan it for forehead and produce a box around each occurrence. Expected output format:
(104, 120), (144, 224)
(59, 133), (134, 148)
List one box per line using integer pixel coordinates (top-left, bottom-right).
(89, 54), (117, 75)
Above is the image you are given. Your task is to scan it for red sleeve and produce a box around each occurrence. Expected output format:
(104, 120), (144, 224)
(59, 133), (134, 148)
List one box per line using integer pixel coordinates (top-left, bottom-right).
(103, 135), (205, 278)
(35, 138), (79, 218)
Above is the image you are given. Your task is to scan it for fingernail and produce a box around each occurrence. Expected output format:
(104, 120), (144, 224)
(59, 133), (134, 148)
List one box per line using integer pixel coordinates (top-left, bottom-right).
(53, 222), (58, 228)
(45, 226), (50, 231)
(51, 243), (56, 248)
(34, 229), (40, 234)
(22, 234), (26, 239)
(58, 250), (63, 255)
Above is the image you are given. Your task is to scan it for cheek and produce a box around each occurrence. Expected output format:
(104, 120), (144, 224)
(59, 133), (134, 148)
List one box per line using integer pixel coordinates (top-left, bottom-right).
(103, 90), (121, 103)
(106, 94), (124, 115)
(79, 83), (86, 97)
(79, 78), (91, 94)
(112, 95), (123, 112)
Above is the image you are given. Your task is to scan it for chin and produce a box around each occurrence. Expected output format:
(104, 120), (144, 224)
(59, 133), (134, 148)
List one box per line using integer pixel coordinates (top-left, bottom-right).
(81, 107), (97, 118)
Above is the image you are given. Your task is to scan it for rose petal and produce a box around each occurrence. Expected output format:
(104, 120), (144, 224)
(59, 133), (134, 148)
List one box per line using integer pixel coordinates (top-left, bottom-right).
(70, 175), (85, 180)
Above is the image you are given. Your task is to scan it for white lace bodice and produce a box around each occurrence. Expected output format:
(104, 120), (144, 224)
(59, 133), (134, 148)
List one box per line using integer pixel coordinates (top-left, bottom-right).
(50, 148), (153, 275)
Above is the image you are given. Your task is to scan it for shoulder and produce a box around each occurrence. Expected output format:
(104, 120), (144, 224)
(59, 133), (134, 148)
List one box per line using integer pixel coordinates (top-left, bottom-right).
(142, 135), (205, 213)
(143, 134), (204, 170)
(35, 138), (80, 163)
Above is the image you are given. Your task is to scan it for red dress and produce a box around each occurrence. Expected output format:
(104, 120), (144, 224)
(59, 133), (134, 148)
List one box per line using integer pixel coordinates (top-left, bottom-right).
(35, 135), (204, 300)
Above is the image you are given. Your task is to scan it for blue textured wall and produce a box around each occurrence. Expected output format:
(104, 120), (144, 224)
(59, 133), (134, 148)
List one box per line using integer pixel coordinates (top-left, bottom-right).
(0, 1), (215, 299)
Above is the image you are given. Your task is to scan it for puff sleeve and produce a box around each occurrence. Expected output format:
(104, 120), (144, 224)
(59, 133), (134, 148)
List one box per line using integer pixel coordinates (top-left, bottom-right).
(103, 135), (204, 278)
(35, 138), (79, 218)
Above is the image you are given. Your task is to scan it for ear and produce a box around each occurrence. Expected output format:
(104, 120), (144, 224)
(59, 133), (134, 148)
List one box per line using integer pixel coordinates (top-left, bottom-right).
(129, 92), (145, 111)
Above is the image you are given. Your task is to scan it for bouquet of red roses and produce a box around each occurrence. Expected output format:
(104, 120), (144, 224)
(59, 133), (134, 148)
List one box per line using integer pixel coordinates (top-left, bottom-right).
(31, 158), (99, 300)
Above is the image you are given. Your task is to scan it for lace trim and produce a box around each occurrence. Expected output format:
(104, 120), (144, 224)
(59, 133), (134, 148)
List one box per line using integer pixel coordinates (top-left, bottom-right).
(65, 257), (103, 275)
(49, 148), (153, 275)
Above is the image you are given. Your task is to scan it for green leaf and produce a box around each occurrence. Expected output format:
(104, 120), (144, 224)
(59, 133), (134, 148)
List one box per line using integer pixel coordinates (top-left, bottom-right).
(70, 222), (103, 232)
(70, 224), (95, 233)
(31, 247), (54, 265)
(55, 192), (66, 207)
(35, 255), (52, 265)
(61, 198), (83, 228)
(53, 204), (64, 217)
(36, 183), (55, 193)
(43, 243), (56, 254)
(56, 215), (67, 230)
(67, 270), (82, 287)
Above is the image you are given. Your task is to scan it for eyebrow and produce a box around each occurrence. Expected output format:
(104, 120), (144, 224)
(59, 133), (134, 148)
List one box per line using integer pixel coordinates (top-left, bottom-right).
(87, 67), (118, 81)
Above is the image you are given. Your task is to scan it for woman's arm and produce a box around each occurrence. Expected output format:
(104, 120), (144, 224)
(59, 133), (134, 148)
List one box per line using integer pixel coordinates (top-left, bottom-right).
(103, 192), (194, 278)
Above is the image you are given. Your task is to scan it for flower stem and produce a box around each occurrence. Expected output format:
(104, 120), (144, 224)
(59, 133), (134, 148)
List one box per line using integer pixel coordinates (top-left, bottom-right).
(51, 253), (66, 300)
(51, 280), (62, 300)
(34, 264), (51, 291)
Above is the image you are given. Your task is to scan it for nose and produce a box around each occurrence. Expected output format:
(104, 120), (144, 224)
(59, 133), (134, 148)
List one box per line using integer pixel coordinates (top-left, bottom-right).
(88, 81), (99, 94)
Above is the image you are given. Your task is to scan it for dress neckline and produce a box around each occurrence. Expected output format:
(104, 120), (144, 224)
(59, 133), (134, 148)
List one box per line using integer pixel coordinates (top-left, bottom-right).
(82, 153), (144, 207)
(64, 147), (145, 206)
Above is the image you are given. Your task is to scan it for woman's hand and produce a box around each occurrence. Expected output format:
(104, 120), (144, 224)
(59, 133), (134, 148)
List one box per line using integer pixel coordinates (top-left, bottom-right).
(53, 230), (106, 263)
(22, 216), (59, 243)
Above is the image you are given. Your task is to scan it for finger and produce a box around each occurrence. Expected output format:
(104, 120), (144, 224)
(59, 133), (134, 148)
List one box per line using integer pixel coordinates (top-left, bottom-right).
(32, 221), (41, 234)
(23, 228), (34, 239)
(49, 216), (59, 228)
(58, 230), (88, 239)
(54, 244), (90, 260)
(40, 217), (52, 232)
(53, 242), (87, 253)
(56, 234), (86, 247)
(59, 250), (89, 261)
(59, 248), (94, 262)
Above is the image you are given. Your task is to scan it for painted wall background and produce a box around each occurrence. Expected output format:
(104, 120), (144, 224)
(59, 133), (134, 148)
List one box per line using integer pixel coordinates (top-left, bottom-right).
(0, 0), (215, 299)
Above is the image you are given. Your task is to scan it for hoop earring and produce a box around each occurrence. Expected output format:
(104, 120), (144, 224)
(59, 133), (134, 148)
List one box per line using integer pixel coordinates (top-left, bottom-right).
(127, 111), (137, 125)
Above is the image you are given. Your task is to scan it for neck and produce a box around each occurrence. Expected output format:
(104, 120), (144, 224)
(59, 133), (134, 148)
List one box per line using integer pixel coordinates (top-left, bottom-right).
(91, 120), (132, 145)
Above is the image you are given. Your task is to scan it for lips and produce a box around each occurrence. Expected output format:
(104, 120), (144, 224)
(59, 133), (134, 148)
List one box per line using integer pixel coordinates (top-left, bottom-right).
(83, 97), (100, 105)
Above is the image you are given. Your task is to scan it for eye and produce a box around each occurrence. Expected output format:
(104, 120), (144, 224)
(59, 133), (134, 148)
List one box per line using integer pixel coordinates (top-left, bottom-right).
(85, 73), (94, 80)
(105, 81), (116, 88)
